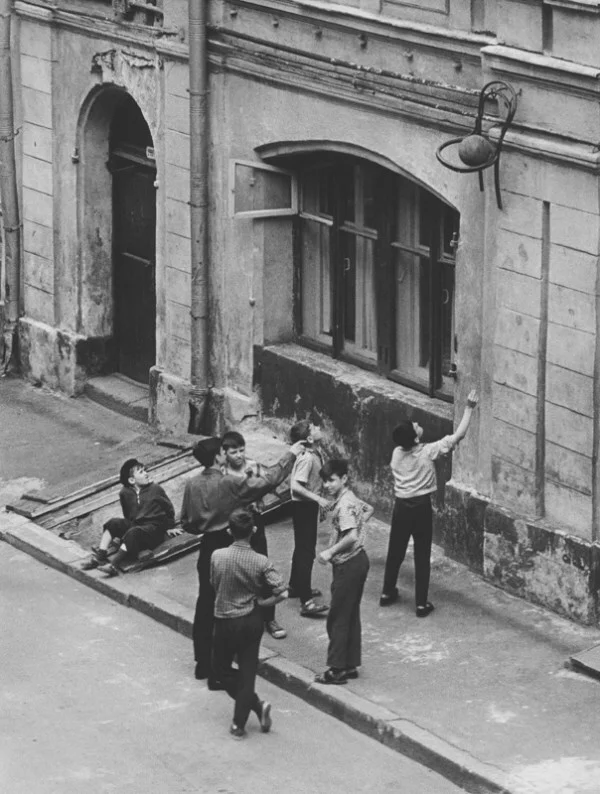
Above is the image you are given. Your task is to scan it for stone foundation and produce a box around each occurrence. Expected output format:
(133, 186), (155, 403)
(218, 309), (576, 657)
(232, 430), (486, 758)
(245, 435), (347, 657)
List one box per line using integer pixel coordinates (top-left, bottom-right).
(441, 481), (600, 625)
(18, 317), (114, 395)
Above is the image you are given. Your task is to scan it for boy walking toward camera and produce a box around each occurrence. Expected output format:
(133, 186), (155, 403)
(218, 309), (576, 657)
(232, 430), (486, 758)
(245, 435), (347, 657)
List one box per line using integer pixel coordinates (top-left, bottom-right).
(379, 389), (479, 617)
(315, 460), (373, 685)
(221, 430), (287, 640)
(289, 420), (329, 617)
(211, 508), (288, 739)
(81, 458), (178, 577)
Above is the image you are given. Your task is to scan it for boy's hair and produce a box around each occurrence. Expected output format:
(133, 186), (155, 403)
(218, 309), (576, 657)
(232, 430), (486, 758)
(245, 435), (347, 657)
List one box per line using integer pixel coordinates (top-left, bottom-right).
(120, 458), (142, 486)
(192, 437), (222, 467)
(392, 420), (418, 450)
(290, 420), (311, 443)
(221, 430), (246, 451)
(229, 507), (255, 539)
(319, 459), (349, 481)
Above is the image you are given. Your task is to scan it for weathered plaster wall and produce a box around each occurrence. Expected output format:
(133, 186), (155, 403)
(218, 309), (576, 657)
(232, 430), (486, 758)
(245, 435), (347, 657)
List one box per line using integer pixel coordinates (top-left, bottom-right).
(256, 344), (454, 514)
(19, 19), (54, 328)
(162, 59), (191, 382)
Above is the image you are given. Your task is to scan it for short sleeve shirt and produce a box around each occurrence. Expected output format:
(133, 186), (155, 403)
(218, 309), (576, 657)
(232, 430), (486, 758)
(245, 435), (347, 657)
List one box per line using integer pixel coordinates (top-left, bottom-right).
(391, 435), (456, 499)
(210, 542), (286, 619)
(291, 448), (323, 501)
(328, 489), (369, 566)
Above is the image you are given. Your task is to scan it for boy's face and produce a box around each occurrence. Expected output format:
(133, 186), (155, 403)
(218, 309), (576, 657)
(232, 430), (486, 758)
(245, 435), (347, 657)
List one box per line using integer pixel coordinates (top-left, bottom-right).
(412, 422), (424, 442)
(225, 445), (246, 470)
(309, 424), (322, 443)
(322, 473), (347, 497)
(129, 465), (150, 487)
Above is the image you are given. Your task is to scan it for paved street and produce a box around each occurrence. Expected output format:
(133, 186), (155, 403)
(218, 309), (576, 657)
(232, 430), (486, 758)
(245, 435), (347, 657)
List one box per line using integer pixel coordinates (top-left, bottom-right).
(0, 543), (463, 794)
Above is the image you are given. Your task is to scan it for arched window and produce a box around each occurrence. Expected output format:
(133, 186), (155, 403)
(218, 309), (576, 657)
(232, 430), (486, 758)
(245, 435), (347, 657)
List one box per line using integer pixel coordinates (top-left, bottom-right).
(231, 152), (459, 400)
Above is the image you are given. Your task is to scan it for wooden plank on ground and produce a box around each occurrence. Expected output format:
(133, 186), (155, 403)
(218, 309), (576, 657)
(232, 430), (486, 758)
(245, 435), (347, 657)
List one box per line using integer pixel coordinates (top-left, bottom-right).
(570, 644), (600, 680)
(8, 450), (193, 521)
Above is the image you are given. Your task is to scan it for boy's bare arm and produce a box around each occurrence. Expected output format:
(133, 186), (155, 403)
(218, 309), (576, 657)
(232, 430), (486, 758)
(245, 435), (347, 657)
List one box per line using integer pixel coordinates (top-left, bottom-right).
(256, 589), (289, 608)
(318, 528), (358, 564)
(291, 479), (329, 508)
(450, 389), (479, 445)
(237, 441), (307, 503)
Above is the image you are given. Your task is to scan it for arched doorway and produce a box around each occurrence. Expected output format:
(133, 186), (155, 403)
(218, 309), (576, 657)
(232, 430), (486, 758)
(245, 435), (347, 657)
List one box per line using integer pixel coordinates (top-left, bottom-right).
(108, 95), (156, 383)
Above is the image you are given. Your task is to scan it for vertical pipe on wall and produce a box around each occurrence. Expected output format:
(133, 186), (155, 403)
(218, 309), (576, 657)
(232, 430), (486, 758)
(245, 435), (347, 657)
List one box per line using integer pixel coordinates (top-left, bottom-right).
(0, 0), (21, 373)
(188, 0), (209, 431)
(535, 202), (550, 518)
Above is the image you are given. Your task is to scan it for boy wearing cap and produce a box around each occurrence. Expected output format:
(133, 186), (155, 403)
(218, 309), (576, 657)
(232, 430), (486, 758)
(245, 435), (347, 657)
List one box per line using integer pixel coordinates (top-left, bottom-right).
(81, 458), (178, 576)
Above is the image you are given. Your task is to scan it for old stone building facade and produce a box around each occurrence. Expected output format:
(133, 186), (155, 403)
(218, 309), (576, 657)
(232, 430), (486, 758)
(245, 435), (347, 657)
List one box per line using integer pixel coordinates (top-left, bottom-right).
(8, 0), (600, 623)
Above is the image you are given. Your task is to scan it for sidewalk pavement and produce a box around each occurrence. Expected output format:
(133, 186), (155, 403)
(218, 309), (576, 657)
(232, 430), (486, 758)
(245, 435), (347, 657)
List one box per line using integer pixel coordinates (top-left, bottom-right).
(2, 379), (600, 794)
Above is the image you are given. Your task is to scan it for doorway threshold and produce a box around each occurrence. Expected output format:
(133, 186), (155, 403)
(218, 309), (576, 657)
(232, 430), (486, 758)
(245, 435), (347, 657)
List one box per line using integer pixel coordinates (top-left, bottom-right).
(84, 374), (148, 423)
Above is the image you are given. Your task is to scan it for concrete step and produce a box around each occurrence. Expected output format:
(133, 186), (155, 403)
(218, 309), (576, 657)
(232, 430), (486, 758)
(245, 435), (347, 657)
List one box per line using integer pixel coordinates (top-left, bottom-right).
(84, 374), (149, 423)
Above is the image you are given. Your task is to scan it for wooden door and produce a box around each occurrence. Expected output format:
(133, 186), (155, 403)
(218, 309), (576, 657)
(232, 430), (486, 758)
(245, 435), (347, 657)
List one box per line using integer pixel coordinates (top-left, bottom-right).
(112, 161), (156, 383)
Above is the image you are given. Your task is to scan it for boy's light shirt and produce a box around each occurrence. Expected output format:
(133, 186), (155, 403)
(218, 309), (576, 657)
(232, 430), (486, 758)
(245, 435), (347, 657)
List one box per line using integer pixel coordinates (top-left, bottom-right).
(290, 447), (323, 501)
(390, 435), (456, 499)
(326, 488), (371, 566)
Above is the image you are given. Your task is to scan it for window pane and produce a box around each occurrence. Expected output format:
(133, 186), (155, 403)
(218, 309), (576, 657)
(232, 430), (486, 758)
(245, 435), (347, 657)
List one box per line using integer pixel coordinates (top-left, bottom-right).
(441, 204), (459, 255)
(441, 262), (455, 377)
(232, 162), (293, 215)
(362, 166), (377, 229)
(341, 232), (377, 359)
(394, 248), (430, 385)
(301, 217), (333, 345)
(302, 168), (333, 217)
(341, 167), (355, 224)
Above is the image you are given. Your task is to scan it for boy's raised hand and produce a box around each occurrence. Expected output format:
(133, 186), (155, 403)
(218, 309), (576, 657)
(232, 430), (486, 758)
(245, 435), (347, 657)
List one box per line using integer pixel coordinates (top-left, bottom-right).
(290, 440), (309, 457)
(466, 389), (479, 408)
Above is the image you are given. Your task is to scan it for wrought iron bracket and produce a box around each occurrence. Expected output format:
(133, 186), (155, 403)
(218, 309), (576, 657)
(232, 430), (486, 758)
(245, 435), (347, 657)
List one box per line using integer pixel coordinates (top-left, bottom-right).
(435, 81), (518, 210)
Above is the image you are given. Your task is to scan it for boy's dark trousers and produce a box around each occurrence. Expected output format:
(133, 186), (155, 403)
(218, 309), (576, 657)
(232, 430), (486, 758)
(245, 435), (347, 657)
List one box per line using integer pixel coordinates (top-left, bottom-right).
(193, 523), (273, 677)
(212, 607), (264, 729)
(382, 495), (433, 607)
(326, 549), (369, 670)
(193, 528), (233, 678)
(104, 517), (165, 557)
(289, 501), (319, 603)
(250, 513), (275, 624)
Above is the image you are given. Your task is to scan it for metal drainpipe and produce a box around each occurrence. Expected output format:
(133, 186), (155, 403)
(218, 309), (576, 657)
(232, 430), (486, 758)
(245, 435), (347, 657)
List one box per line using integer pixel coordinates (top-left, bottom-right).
(0, 0), (21, 374)
(188, 0), (209, 432)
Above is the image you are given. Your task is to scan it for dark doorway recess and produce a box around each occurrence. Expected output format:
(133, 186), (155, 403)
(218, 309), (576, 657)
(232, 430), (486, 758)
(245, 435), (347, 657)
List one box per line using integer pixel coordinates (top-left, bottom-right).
(110, 96), (156, 384)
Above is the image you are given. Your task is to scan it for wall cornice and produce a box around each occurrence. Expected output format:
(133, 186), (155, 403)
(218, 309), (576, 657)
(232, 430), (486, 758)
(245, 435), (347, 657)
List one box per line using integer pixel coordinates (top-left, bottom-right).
(482, 44), (600, 96)
(14, 1), (180, 51)
(223, 0), (494, 56)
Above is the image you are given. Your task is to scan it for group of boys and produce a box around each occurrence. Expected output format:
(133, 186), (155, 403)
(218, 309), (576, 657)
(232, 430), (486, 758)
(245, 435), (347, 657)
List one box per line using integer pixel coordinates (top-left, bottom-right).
(80, 389), (479, 740)
(82, 421), (372, 738)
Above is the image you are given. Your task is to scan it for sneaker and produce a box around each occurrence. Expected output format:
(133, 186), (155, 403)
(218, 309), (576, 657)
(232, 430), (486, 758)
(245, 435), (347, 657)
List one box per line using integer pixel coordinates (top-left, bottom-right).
(97, 563), (120, 578)
(81, 556), (100, 571)
(229, 723), (246, 740)
(258, 701), (272, 733)
(81, 549), (108, 570)
(300, 599), (328, 617)
(265, 620), (287, 640)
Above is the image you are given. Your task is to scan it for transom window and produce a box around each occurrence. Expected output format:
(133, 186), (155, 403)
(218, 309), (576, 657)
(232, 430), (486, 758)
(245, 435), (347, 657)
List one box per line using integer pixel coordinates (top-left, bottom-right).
(298, 156), (458, 399)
